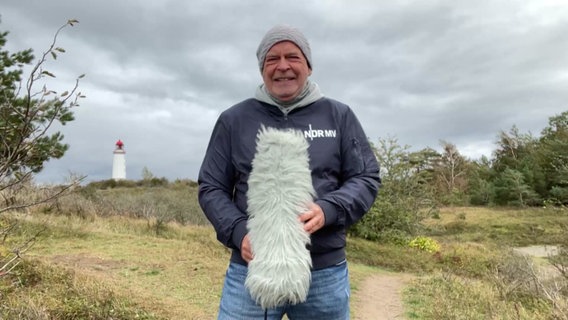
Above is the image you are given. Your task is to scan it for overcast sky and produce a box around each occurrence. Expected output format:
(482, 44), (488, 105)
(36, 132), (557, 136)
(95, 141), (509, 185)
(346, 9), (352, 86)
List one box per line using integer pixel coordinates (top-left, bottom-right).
(2, 0), (567, 184)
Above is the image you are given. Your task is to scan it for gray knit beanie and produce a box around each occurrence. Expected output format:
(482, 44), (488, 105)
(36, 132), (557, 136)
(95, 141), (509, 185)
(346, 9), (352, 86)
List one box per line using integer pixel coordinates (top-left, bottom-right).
(256, 25), (312, 71)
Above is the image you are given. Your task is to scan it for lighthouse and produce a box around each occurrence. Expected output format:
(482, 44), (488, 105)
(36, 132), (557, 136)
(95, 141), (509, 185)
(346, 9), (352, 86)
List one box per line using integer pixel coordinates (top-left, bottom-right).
(112, 139), (126, 180)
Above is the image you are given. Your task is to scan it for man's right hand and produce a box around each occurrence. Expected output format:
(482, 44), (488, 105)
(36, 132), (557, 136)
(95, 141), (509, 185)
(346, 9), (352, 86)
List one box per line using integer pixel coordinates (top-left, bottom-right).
(241, 234), (253, 263)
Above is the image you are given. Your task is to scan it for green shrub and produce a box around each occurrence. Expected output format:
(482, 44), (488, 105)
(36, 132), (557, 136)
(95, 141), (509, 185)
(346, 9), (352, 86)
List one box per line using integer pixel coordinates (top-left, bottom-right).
(408, 236), (441, 253)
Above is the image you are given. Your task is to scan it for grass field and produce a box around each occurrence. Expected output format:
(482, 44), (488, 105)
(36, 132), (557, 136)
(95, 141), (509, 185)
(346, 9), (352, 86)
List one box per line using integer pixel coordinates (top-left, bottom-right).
(2, 203), (568, 319)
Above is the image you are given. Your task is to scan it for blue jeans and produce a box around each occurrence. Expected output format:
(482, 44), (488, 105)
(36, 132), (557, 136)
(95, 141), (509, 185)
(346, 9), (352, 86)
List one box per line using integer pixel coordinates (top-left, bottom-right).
(218, 261), (350, 320)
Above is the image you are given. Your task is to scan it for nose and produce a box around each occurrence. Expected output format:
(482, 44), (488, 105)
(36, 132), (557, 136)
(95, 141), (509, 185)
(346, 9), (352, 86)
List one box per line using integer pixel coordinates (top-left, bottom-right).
(275, 57), (291, 71)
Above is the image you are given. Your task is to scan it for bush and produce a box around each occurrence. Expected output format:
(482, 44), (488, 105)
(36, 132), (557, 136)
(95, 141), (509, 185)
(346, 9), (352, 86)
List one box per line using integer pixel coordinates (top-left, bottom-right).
(490, 250), (567, 317)
(349, 137), (437, 241)
(45, 181), (208, 228)
(409, 236), (441, 253)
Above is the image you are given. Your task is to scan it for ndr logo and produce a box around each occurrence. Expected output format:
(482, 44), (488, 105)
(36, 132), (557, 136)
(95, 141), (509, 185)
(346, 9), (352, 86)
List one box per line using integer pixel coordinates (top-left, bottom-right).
(304, 124), (337, 141)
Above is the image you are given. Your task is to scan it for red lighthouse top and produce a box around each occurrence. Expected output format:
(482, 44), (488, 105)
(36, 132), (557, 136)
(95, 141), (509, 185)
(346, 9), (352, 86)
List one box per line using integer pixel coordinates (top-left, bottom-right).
(115, 139), (124, 149)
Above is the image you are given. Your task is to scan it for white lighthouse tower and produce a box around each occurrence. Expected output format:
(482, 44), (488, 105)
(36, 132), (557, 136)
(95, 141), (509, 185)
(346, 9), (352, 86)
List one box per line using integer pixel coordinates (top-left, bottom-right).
(112, 139), (126, 180)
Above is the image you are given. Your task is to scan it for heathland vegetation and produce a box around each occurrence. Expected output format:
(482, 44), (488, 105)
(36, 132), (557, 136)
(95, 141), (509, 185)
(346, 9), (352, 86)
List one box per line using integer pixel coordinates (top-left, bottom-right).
(2, 19), (568, 319)
(1, 184), (568, 319)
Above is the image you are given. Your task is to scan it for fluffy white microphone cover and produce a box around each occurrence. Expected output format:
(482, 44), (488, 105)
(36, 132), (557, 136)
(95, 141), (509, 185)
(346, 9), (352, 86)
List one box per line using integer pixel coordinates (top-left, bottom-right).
(245, 126), (314, 310)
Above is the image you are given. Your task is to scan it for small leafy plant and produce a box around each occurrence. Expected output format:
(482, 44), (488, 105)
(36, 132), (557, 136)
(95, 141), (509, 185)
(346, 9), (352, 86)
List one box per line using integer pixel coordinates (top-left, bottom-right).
(409, 236), (441, 253)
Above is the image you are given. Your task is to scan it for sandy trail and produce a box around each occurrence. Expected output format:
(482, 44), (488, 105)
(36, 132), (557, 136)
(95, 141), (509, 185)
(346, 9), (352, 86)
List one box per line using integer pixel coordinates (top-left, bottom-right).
(352, 273), (413, 320)
(351, 245), (560, 319)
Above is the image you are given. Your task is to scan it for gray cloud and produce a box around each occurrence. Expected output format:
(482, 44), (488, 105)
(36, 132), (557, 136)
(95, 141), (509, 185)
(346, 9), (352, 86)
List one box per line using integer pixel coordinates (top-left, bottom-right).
(2, 0), (567, 183)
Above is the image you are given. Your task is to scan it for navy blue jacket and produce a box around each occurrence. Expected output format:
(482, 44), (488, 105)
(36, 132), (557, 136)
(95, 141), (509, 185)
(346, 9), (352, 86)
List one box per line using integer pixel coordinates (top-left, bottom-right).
(198, 97), (380, 269)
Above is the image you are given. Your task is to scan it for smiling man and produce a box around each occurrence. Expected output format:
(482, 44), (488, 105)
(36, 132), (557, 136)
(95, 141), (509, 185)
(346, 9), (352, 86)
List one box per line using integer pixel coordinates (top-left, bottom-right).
(261, 41), (311, 102)
(198, 25), (381, 319)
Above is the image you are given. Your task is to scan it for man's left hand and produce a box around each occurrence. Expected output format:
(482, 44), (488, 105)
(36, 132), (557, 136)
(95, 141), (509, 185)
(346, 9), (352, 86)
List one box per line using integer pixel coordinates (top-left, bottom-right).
(298, 203), (325, 234)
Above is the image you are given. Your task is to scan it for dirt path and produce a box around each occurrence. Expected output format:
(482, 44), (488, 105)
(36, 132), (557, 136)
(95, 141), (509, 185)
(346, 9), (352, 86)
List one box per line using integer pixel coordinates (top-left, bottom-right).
(352, 273), (413, 320)
(350, 246), (559, 319)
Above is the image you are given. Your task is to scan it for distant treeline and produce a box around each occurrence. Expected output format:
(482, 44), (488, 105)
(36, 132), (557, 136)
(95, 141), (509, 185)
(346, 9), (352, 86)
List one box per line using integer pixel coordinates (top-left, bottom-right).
(350, 110), (568, 241)
(378, 110), (568, 207)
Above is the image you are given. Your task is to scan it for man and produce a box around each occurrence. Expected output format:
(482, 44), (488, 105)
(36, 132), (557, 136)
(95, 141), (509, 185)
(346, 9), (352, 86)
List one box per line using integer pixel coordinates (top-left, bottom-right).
(198, 24), (380, 320)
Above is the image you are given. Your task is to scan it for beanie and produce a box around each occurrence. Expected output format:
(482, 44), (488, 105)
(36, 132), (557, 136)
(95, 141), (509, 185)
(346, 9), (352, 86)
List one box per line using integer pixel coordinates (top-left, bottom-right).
(256, 25), (312, 71)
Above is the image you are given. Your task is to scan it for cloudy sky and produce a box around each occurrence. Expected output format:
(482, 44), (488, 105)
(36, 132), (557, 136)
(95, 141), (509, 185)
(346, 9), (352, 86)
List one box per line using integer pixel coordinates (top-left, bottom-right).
(2, 0), (567, 184)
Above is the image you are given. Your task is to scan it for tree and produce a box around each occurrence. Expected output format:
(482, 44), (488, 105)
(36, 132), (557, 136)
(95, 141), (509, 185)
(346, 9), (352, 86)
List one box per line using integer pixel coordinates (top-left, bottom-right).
(1, 20), (84, 277)
(494, 168), (540, 206)
(1, 19), (85, 213)
(432, 140), (469, 205)
(492, 125), (544, 205)
(350, 136), (436, 242)
(537, 110), (568, 204)
(467, 156), (494, 205)
(141, 166), (155, 181)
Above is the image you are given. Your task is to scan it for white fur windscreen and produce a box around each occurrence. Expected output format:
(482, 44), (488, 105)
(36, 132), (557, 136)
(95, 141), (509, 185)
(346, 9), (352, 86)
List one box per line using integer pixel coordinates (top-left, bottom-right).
(245, 126), (314, 310)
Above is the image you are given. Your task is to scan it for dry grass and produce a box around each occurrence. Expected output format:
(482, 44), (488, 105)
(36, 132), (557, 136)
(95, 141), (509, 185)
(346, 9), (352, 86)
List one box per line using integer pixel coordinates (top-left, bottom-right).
(17, 213), (229, 319)
(423, 206), (568, 246)
(4, 211), (412, 319)
(4, 205), (568, 319)
(406, 273), (554, 320)
(406, 206), (568, 319)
